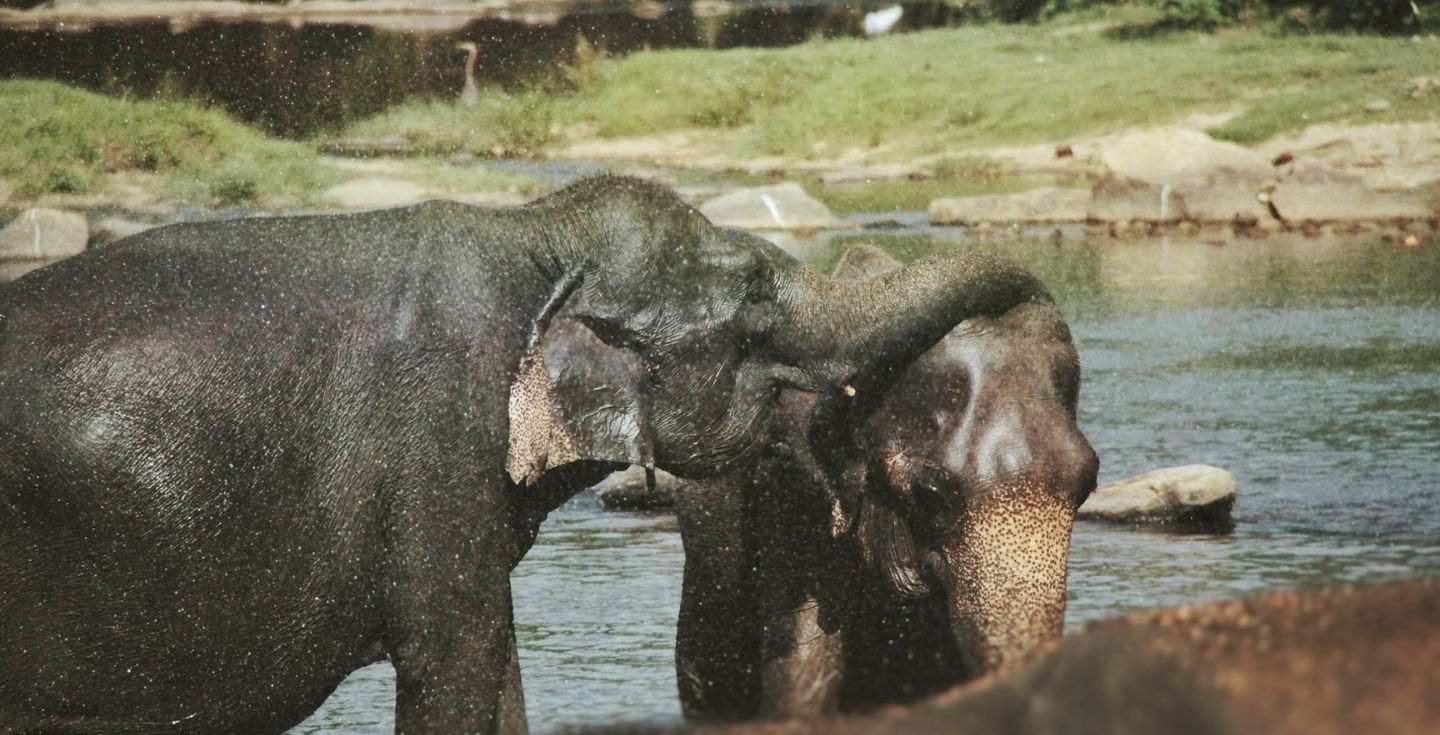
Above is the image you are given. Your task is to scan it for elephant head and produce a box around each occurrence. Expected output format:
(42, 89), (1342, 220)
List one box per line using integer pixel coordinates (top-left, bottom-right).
(830, 244), (1098, 680)
(505, 177), (1051, 491)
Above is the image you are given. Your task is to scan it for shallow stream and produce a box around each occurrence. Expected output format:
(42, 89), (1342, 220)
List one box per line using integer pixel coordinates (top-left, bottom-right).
(295, 229), (1440, 732)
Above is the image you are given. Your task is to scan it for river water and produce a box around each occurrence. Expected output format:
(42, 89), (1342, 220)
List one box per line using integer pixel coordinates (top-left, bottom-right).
(292, 229), (1440, 732)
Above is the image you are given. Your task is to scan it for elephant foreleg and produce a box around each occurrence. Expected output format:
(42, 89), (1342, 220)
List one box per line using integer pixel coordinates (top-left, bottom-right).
(385, 462), (518, 734)
(674, 478), (760, 720)
(498, 627), (528, 734)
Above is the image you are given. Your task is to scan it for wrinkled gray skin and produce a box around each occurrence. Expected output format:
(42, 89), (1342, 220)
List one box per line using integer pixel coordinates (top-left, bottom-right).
(669, 245), (1099, 720)
(0, 178), (1049, 734)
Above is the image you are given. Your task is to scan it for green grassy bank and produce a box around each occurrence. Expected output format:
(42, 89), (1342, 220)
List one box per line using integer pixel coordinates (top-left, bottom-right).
(0, 79), (335, 206)
(3, 13), (1437, 205)
(347, 14), (1440, 159)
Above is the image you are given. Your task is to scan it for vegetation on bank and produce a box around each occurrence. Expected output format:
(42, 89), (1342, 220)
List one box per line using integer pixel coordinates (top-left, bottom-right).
(0, 80), (543, 205)
(974, 0), (1437, 34)
(4, 9), (1438, 205)
(0, 79), (335, 205)
(343, 10), (1440, 162)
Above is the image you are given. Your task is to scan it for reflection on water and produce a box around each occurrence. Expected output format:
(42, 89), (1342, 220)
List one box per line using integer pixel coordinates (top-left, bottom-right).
(296, 232), (1439, 732)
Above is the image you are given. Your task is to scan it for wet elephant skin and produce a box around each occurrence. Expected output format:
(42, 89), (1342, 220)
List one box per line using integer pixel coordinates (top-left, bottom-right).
(0, 178), (1053, 734)
(734, 578), (1440, 735)
(672, 245), (1098, 721)
(588, 579), (1440, 735)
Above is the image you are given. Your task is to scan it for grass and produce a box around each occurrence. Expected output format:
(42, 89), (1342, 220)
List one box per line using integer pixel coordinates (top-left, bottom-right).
(336, 90), (557, 158)
(8, 16), (1439, 208)
(0, 79), (337, 205)
(342, 16), (1440, 160)
(811, 156), (1064, 214)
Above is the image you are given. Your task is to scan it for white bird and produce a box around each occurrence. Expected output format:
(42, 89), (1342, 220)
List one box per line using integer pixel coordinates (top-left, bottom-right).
(456, 41), (480, 108)
(864, 4), (903, 36)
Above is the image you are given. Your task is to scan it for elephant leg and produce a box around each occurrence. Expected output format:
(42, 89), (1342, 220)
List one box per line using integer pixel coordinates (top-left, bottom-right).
(674, 478), (760, 720)
(385, 456), (517, 734)
(752, 481), (847, 718)
(757, 593), (845, 716)
(389, 580), (512, 734)
(498, 626), (528, 734)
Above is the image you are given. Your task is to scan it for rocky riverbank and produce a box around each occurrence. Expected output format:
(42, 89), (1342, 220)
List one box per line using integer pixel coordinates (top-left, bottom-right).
(5, 120), (1436, 264)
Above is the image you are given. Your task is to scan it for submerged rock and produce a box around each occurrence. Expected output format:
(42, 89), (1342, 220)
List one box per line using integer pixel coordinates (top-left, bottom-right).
(699, 183), (844, 231)
(1079, 464), (1236, 529)
(929, 187), (1089, 225)
(0, 208), (88, 261)
(595, 466), (682, 512)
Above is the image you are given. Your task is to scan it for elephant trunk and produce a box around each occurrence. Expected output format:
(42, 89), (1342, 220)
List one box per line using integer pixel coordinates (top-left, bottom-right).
(771, 251), (1052, 390)
(930, 479), (1075, 677)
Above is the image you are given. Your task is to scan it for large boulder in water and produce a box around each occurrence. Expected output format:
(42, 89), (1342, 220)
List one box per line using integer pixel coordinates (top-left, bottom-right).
(700, 183), (845, 231)
(1078, 464), (1236, 529)
(1090, 127), (1276, 224)
(1087, 169), (1273, 224)
(0, 208), (88, 261)
(1099, 127), (1273, 186)
(595, 466), (682, 511)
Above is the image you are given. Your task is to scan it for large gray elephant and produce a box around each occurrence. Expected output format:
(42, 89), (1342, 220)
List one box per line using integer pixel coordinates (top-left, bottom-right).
(669, 245), (1098, 719)
(693, 578), (1440, 735)
(0, 177), (1051, 734)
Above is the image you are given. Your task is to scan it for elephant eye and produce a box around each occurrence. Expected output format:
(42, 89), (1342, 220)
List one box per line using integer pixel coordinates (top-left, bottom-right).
(910, 470), (960, 518)
(743, 264), (776, 304)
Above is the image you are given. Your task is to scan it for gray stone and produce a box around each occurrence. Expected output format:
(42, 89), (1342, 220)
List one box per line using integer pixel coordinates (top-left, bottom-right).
(1079, 464), (1236, 529)
(0, 208), (88, 261)
(1088, 168), (1272, 224)
(595, 466), (681, 511)
(699, 183), (844, 231)
(1099, 127), (1273, 187)
(1169, 167), (1274, 223)
(321, 177), (430, 210)
(1087, 175), (1182, 223)
(1271, 159), (1434, 222)
(929, 187), (1089, 225)
(90, 216), (156, 247)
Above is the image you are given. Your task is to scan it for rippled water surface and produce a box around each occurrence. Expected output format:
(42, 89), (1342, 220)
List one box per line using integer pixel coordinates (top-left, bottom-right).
(297, 233), (1440, 733)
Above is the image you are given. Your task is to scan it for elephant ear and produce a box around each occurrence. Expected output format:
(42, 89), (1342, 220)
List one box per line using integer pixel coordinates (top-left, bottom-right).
(506, 273), (656, 486)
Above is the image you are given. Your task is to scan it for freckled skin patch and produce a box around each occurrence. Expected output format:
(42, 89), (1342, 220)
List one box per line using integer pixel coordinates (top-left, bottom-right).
(939, 483), (1075, 675)
(506, 347), (581, 486)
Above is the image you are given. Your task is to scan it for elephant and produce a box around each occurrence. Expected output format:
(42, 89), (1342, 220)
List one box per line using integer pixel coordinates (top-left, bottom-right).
(668, 244), (1099, 720)
(728, 577), (1440, 735)
(0, 176), (1053, 734)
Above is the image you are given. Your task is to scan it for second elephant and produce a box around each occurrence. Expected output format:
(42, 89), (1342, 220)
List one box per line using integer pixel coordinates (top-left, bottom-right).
(673, 244), (1099, 719)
